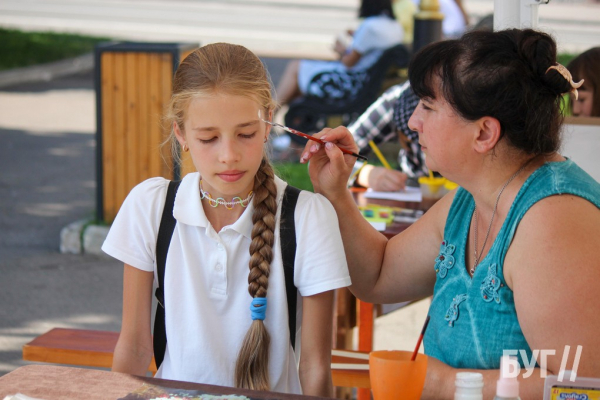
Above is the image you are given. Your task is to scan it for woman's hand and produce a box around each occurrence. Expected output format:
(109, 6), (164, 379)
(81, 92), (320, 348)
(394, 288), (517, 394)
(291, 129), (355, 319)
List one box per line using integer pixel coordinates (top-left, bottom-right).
(300, 126), (358, 201)
(358, 165), (408, 191)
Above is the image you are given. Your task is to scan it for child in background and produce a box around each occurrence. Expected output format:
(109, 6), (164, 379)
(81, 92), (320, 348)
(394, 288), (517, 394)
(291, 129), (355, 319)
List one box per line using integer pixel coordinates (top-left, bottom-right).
(102, 43), (350, 396)
(567, 46), (600, 117)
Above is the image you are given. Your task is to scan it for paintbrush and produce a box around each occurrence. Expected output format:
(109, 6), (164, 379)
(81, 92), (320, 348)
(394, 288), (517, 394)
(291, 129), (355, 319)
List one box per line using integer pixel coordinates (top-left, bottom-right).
(262, 120), (368, 161)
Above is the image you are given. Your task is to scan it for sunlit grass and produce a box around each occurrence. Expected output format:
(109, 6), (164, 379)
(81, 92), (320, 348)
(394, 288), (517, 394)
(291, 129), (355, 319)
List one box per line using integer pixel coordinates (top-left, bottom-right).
(0, 28), (109, 71)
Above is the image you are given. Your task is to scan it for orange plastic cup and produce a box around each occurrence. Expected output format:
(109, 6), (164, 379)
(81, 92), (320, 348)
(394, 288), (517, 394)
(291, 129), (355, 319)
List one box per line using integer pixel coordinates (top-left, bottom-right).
(369, 350), (428, 400)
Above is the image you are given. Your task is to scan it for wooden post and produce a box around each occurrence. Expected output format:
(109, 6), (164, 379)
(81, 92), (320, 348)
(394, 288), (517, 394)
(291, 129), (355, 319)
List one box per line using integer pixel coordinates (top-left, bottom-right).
(95, 42), (198, 223)
(356, 299), (374, 400)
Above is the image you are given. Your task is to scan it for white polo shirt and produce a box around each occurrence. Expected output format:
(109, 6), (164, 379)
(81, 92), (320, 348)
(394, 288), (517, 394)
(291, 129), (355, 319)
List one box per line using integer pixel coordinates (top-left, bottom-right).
(102, 173), (351, 394)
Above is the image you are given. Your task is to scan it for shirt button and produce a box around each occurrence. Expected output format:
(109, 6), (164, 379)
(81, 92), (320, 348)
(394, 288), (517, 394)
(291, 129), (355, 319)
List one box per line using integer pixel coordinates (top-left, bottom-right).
(217, 244), (223, 251)
(215, 264), (223, 271)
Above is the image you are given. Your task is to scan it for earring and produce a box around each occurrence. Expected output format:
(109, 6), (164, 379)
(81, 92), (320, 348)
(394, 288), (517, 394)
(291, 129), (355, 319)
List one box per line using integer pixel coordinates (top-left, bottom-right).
(183, 143), (189, 152)
(264, 137), (268, 143)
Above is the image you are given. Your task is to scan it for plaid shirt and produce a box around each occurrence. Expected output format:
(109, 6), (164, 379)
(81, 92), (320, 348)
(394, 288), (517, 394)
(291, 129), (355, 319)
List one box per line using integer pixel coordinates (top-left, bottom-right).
(348, 81), (426, 179)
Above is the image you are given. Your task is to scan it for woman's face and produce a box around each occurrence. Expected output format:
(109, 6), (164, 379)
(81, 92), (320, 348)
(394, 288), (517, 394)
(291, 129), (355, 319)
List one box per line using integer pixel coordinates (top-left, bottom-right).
(175, 92), (270, 199)
(407, 88), (475, 175)
(571, 89), (594, 117)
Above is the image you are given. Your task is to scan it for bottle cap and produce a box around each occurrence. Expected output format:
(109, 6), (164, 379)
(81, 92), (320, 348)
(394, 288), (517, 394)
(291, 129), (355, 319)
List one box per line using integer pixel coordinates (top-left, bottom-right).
(496, 355), (520, 397)
(455, 372), (484, 388)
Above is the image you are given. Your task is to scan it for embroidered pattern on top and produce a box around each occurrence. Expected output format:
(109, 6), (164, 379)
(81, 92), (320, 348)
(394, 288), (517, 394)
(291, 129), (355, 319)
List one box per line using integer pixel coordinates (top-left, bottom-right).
(445, 293), (467, 327)
(435, 240), (456, 278)
(480, 263), (503, 303)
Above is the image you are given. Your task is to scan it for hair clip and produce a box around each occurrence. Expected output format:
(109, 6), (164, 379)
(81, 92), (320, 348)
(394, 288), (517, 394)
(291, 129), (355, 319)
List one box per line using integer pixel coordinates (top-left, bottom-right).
(545, 63), (584, 100)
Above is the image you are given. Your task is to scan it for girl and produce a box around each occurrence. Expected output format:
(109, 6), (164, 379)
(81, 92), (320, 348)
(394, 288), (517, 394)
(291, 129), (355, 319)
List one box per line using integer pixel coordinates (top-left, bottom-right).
(102, 43), (350, 397)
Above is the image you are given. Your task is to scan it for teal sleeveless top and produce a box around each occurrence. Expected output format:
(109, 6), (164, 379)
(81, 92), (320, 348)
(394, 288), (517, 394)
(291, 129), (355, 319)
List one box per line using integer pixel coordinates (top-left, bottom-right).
(424, 160), (600, 369)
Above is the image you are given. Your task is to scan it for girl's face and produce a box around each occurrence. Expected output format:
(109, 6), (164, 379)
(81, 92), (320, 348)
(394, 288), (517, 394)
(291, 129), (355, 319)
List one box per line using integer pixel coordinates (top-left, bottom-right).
(571, 89), (594, 117)
(175, 92), (270, 199)
(408, 89), (474, 175)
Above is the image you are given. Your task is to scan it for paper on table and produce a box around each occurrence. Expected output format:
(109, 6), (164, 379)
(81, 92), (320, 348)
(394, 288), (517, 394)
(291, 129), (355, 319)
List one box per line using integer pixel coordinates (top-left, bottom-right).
(363, 186), (422, 202)
(367, 220), (387, 231)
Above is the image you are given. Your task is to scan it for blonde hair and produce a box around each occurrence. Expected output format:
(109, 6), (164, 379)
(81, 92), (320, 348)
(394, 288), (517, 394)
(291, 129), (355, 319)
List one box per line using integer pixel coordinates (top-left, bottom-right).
(165, 43), (278, 391)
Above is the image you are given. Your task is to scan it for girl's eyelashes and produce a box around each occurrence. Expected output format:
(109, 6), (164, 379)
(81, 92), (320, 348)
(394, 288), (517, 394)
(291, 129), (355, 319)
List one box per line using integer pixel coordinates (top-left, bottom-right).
(196, 132), (257, 144)
(239, 132), (257, 139)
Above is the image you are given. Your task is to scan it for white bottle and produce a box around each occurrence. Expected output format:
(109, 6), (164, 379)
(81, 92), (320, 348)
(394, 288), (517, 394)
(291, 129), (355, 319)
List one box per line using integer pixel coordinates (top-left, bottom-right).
(454, 372), (484, 400)
(494, 355), (521, 400)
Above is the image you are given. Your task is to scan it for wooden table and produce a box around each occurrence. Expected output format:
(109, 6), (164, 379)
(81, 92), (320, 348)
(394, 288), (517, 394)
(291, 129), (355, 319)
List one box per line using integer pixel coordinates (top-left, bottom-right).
(351, 187), (437, 239)
(21, 328), (369, 390)
(0, 365), (330, 400)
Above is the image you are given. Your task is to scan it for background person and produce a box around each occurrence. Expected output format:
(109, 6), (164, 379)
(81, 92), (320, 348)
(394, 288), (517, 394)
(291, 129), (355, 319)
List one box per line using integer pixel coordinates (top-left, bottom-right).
(348, 81), (425, 191)
(567, 46), (600, 117)
(275, 0), (404, 106)
(103, 43), (350, 396)
(300, 29), (600, 399)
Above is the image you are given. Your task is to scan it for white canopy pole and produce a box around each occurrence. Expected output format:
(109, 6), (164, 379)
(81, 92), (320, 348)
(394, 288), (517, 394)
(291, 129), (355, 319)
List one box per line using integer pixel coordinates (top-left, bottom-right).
(493, 0), (548, 31)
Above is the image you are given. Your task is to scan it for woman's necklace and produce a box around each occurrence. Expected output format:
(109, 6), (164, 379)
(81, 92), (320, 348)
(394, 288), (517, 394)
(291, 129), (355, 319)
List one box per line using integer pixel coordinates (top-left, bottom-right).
(200, 180), (253, 210)
(471, 162), (530, 275)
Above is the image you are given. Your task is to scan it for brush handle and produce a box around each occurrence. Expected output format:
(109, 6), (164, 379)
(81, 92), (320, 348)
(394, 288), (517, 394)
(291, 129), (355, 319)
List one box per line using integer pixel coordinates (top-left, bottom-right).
(286, 127), (368, 161)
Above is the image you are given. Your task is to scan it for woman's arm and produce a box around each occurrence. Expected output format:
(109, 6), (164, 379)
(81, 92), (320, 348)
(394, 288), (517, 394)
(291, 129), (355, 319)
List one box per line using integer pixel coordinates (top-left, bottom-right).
(112, 264), (154, 375)
(507, 194), (600, 380)
(340, 49), (362, 68)
(298, 291), (335, 397)
(301, 127), (445, 304)
(422, 357), (544, 400)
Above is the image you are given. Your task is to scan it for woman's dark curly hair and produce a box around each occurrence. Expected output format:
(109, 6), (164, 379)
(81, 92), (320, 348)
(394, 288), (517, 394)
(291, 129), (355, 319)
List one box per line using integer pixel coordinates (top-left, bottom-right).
(409, 29), (572, 155)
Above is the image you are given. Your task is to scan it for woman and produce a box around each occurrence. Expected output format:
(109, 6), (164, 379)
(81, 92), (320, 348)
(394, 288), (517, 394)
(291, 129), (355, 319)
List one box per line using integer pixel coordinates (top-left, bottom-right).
(276, 0), (404, 105)
(300, 29), (600, 399)
(567, 46), (600, 117)
(103, 43), (350, 396)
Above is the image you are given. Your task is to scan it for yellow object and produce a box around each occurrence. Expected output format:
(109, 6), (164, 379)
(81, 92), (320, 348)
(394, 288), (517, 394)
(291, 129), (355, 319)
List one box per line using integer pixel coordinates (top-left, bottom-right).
(550, 387), (600, 399)
(350, 162), (367, 181)
(418, 175), (446, 199)
(370, 350), (428, 400)
(393, 0), (417, 44)
(368, 140), (392, 169)
(444, 180), (459, 191)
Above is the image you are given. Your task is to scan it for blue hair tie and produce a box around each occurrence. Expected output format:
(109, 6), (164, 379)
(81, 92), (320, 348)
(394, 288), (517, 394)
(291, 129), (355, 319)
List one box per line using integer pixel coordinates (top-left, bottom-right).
(250, 297), (267, 321)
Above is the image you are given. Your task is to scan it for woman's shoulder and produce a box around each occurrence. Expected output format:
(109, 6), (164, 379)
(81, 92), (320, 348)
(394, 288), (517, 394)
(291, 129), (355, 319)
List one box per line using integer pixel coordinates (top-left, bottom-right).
(520, 159), (600, 209)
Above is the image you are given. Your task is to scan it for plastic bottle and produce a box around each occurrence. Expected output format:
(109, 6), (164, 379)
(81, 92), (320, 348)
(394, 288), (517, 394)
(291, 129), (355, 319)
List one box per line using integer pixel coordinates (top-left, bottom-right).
(494, 355), (521, 400)
(454, 372), (484, 400)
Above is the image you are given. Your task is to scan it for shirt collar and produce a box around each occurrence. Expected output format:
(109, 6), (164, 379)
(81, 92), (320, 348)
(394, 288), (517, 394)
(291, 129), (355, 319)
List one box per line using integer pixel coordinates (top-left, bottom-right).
(173, 173), (287, 240)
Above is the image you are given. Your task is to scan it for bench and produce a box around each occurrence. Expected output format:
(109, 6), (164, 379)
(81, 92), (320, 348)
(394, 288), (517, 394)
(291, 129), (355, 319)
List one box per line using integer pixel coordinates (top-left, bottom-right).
(22, 328), (370, 389)
(22, 328), (157, 373)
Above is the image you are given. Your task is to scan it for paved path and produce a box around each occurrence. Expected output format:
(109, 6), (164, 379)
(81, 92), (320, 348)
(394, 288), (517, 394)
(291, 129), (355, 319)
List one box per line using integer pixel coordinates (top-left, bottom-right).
(0, 0), (358, 60)
(0, 71), (125, 376)
(1, 0), (599, 58)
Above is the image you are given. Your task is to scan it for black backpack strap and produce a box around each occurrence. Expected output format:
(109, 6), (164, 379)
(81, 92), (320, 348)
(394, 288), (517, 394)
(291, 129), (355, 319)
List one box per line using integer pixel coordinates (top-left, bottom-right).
(280, 184), (301, 350)
(153, 180), (180, 370)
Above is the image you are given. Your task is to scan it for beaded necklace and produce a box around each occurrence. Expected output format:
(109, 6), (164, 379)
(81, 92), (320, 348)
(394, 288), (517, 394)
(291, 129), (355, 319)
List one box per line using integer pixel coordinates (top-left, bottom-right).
(200, 180), (253, 210)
